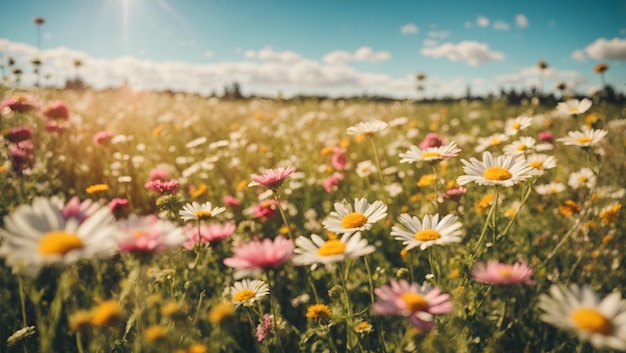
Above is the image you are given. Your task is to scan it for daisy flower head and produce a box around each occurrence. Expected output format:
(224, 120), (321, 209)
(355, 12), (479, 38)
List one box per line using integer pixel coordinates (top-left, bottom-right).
(471, 260), (534, 285)
(556, 128), (608, 148)
(183, 221), (236, 250)
(227, 279), (270, 307)
(399, 141), (461, 165)
(474, 133), (509, 153)
(534, 181), (566, 195)
(374, 280), (453, 332)
(355, 160), (376, 178)
(503, 137), (537, 155)
(568, 167), (596, 189)
(505, 116), (533, 136)
(538, 284), (626, 351)
(116, 215), (186, 253)
(249, 166), (296, 189)
(391, 213), (463, 251)
(292, 232), (375, 266)
(456, 152), (534, 188)
(526, 153), (558, 176)
(556, 98), (592, 117)
(223, 236), (294, 278)
(0, 197), (121, 277)
(346, 120), (388, 136)
(179, 201), (226, 222)
(322, 197), (387, 234)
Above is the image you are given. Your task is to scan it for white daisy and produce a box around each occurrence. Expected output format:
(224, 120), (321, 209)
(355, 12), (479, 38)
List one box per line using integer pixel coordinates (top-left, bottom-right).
(227, 279), (270, 307)
(557, 128), (608, 148)
(346, 120), (388, 136)
(534, 182), (566, 195)
(538, 284), (626, 351)
(474, 133), (509, 153)
(179, 201), (226, 222)
(555, 98), (593, 116)
(0, 197), (121, 277)
(355, 160), (376, 178)
(322, 198), (387, 234)
(292, 231), (375, 266)
(390, 213), (463, 251)
(525, 153), (558, 176)
(504, 116), (533, 136)
(399, 142), (461, 165)
(568, 167), (596, 189)
(456, 152), (535, 187)
(503, 137), (537, 155)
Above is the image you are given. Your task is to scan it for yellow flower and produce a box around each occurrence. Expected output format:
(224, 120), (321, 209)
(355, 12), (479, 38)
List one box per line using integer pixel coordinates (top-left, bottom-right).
(68, 310), (92, 332)
(475, 194), (495, 214)
(90, 300), (122, 327)
(188, 343), (208, 353)
(594, 63), (608, 74)
(152, 125), (164, 137)
(85, 184), (109, 194)
(600, 203), (621, 224)
(208, 302), (235, 324)
(143, 325), (167, 342)
(306, 304), (331, 321)
(236, 180), (248, 192)
(320, 146), (334, 156)
(160, 300), (181, 317)
(417, 174), (436, 187)
(189, 183), (207, 198)
(559, 200), (582, 217)
(339, 137), (350, 149)
(354, 321), (373, 334)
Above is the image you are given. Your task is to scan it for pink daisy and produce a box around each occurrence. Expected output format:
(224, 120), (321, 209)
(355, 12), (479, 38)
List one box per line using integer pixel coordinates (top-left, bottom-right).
(249, 166), (296, 189)
(324, 173), (344, 193)
(116, 215), (186, 253)
(183, 221), (236, 250)
(331, 147), (348, 170)
(144, 179), (179, 194)
(223, 236), (294, 278)
(471, 260), (534, 285)
(92, 130), (114, 145)
(374, 279), (453, 332)
(62, 196), (100, 223)
(223, 195), (241, 207)
(42, 100), (70, 120)
(5, 126), (32, 143)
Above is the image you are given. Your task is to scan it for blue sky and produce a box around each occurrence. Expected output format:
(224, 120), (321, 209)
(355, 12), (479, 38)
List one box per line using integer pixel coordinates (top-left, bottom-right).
(1, 0), (625, 98)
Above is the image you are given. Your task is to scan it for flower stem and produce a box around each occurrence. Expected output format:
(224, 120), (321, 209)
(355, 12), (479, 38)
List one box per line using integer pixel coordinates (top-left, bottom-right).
(265, 271), (286, 353)
(368, 136), (390, 205)
(273, 190), (294, 241)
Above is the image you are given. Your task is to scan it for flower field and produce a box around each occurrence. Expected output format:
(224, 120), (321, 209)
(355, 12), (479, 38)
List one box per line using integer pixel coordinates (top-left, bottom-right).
(1, 86), (625, 353)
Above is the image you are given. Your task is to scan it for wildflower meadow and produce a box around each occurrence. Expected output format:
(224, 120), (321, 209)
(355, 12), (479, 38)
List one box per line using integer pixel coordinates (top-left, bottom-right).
(1, 84), (625, 353)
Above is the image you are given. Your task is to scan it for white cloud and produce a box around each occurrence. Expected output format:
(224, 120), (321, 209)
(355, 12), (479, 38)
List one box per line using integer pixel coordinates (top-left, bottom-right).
(428, 30), (450, 39)
(477, 15), (490, 27)
(571, 49), (587, 62)
(400, 23), (419, 35)
(244, 47), (303, 63)
(493, 21), (510, 31)
(204, 51), (214, 59)
(495, 66), (587, 92)
(420, 41), (505, 66)
(516, 14), (529, 28)
(584, 37), (626, 60)
(323, 46), (391, 64)
(620, 28), (626, 35)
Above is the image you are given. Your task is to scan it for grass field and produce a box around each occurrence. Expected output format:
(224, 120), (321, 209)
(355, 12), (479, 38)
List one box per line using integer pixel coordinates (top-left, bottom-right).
(1, 86), (625, 352)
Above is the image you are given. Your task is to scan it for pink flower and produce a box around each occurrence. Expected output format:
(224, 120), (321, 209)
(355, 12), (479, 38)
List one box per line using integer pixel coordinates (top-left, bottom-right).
(538, 130), (553, 143)
(252, 199), (279, 220)
(324, 173), (344, 193)
(42, 100), (70, 120)
(1, 97), (35, 113)
(5, 126), (32, 143)
(374, 279), (452, 332)
(444, 187), (467, 202)
(92, 130), (114, 145)
(117, 215), (186, 253)
(331, 147), (348, 170)
(249, 166), (296, 189)
(256, 313), (272, 342)
(223, 195), (241, 207)
(144, 179), (179, 194)
(419, 133), (444, 149)
(223, 236), (294, 278)
(62, 196), (100, 223)
(183, 222), (236, 250)
(45, 121), (66, 133)
(148, 168), (169, 181)
(471, 261), (534, 285)
(108, 198), (129, 212)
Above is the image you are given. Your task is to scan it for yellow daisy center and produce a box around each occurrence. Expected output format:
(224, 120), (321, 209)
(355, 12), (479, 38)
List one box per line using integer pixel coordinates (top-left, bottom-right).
(512, 122), (521, 130)
(498, 268), (513, 278)
(569, 107), (579, 113)
(306, 304), (331, 319)
(317, 239), (347, 256)
(194, 210), (212, 219)
(570, 308), (613, 335)
(414, 229), (441, 241)
(576, 137), (592, 144)
(401, 293), (428, 312)
(421, 151), (442, 159)
(530, 161), (543, 169)
(341, 212), (368, 229)
(483, 166), (512, 181)
(85, 184), (109, 194)
(579, 176), (588, 182)
(38, 231), (84, 255)
(490, 138), (501, 146)
(233, 289), (255, 302)
(516, 144), (528, 151)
